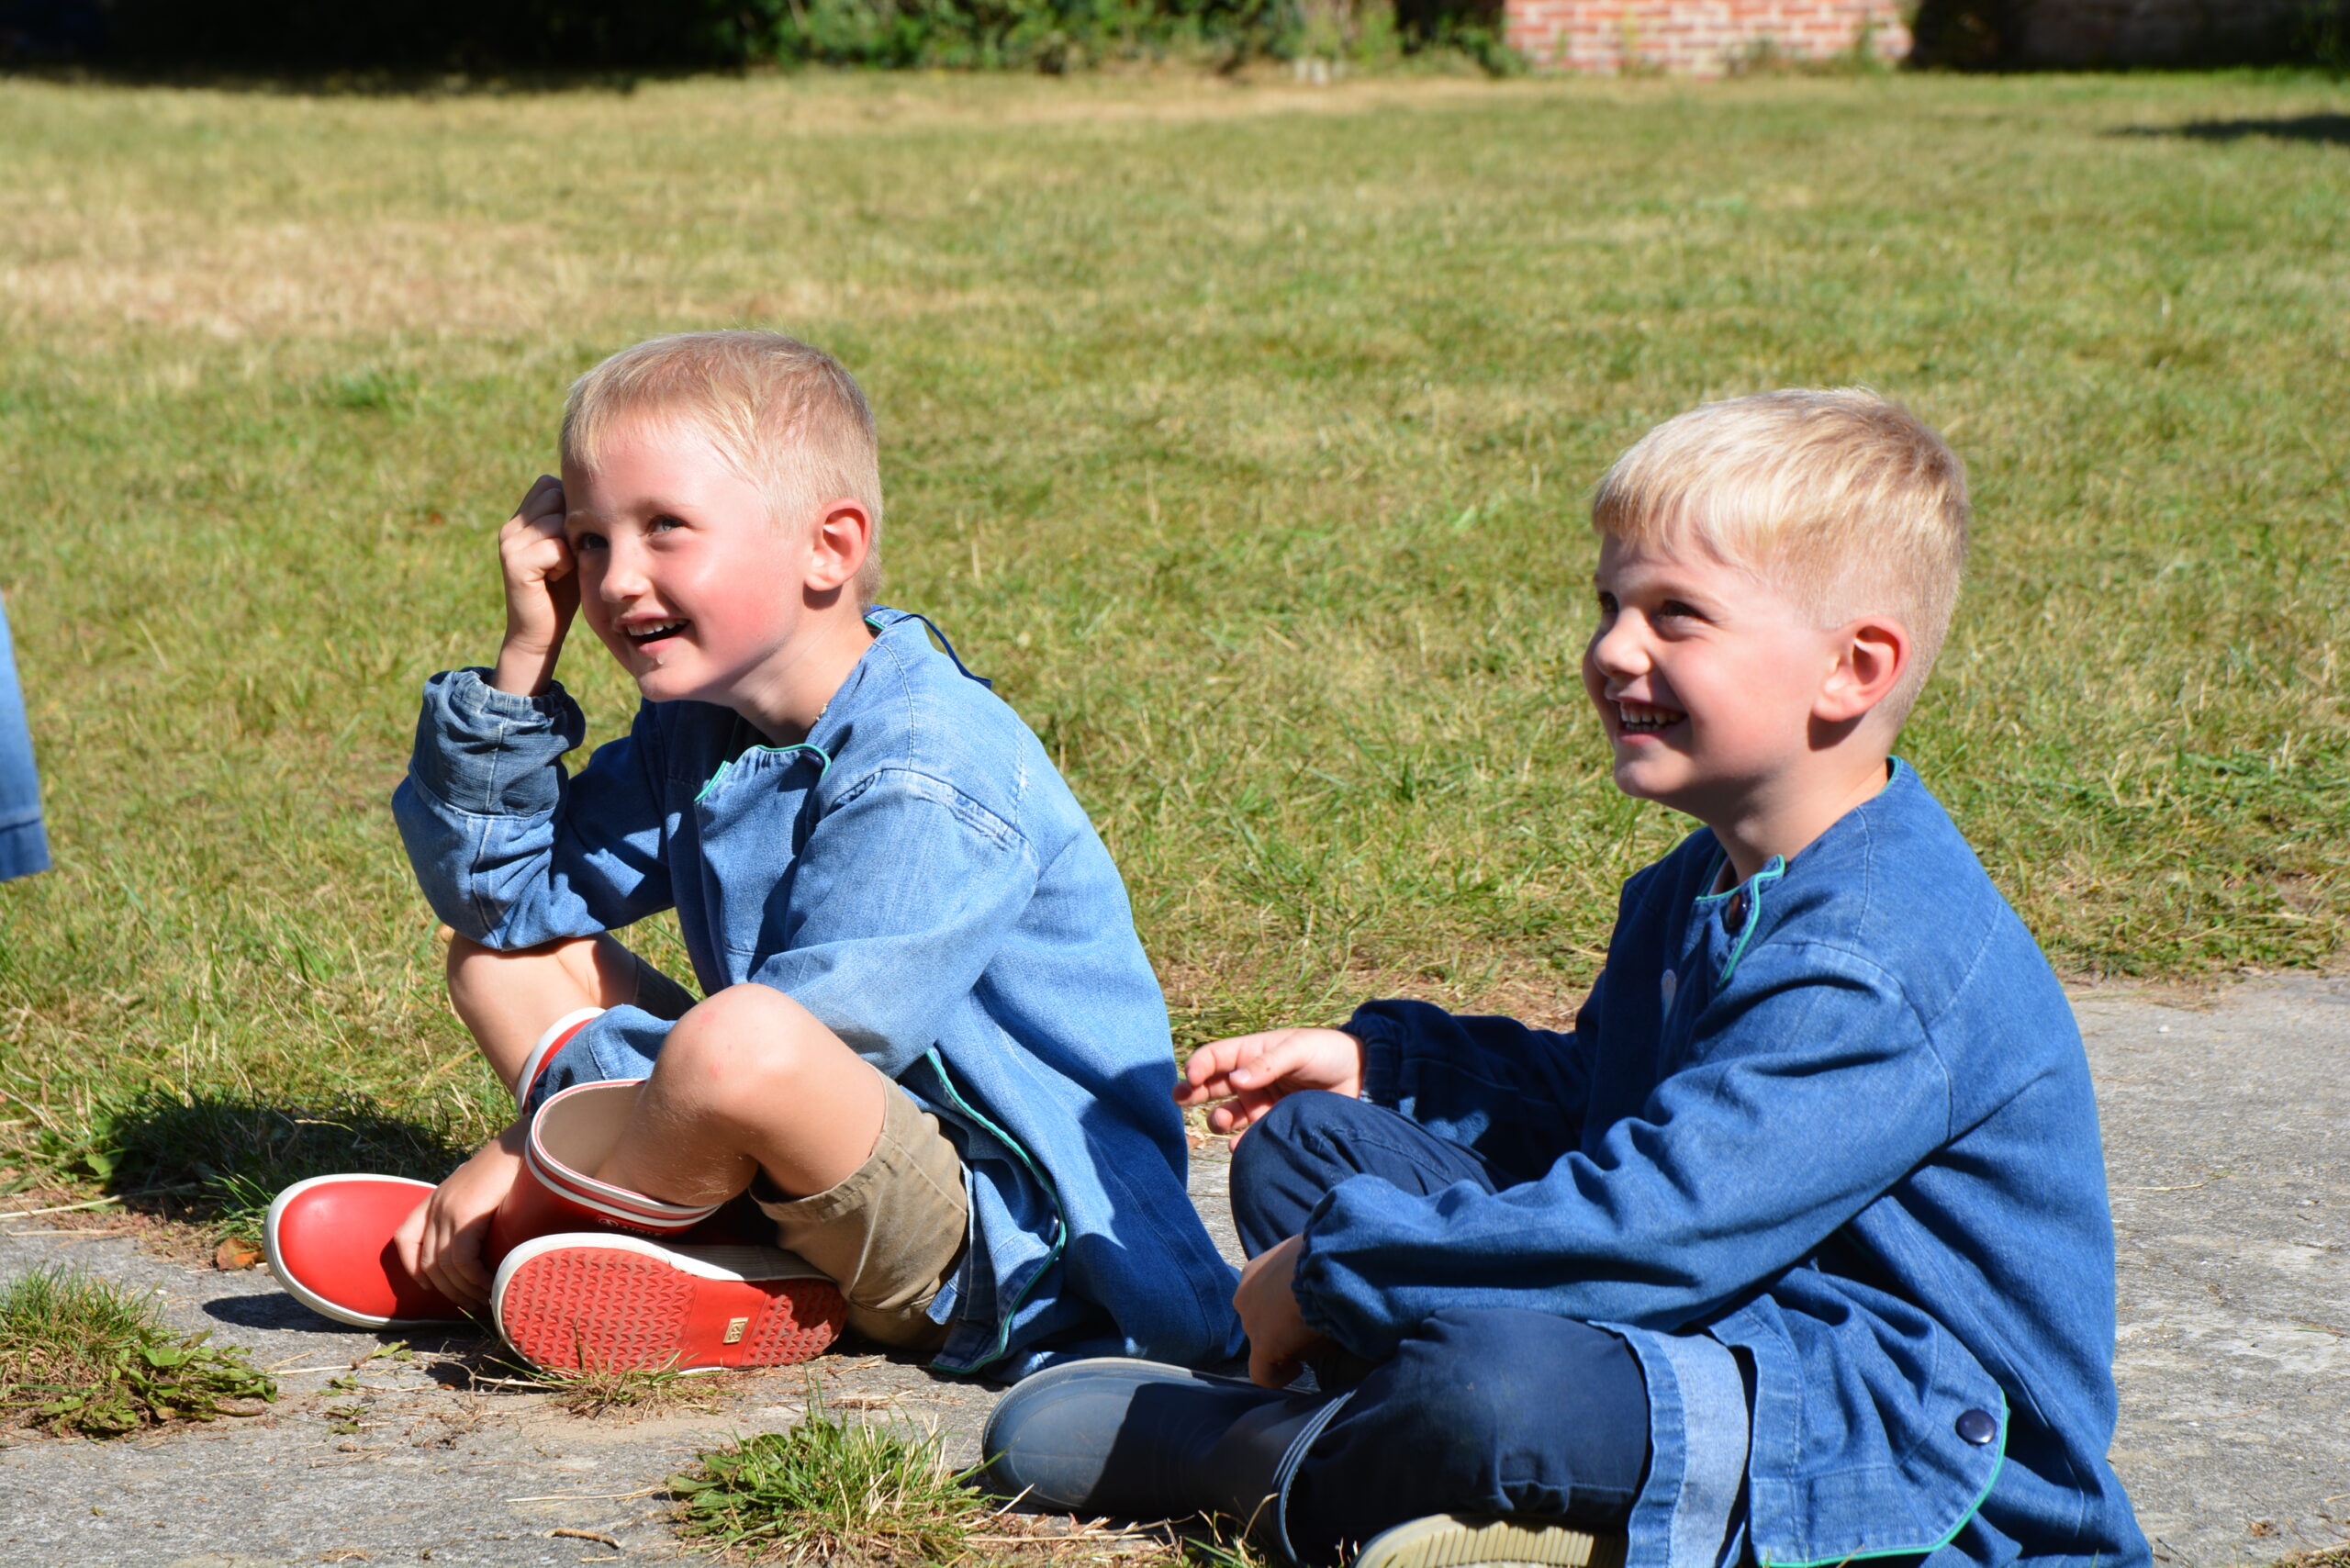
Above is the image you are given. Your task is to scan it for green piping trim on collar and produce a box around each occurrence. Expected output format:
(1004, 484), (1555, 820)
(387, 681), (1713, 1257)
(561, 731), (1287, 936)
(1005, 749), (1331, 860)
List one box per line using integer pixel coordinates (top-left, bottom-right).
(917, 1047), (1068, 1378)
(1760, 1390), (2009, 1567)
(693, 740), (831, 805)
(1697, 856), (1785, 989)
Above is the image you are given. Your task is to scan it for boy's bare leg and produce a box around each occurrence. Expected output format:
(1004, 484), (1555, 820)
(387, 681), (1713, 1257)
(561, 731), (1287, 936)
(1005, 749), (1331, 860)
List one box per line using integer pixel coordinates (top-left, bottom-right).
(592, 983), (888, 1210)
(394, 932), (648, 1306)
(446, 931), (645, 1090)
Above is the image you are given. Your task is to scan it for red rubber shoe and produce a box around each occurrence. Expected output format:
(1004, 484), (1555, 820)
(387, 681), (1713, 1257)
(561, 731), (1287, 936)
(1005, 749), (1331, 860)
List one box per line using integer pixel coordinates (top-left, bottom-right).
(491, 1234), (846, 1373)
(263, 1174), (469, 1328)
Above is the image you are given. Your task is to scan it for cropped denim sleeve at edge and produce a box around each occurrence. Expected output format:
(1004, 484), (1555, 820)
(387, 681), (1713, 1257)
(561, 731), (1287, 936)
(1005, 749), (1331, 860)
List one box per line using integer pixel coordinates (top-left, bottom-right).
(0, 591), (50, 882)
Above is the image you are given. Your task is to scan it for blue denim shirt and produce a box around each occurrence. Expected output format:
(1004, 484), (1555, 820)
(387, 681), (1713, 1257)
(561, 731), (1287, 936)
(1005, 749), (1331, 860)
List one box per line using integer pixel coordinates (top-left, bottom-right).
(1306, 764), (2146, 1568)
(392, 608), (1243, 1379)
(0, 591), (50, 883)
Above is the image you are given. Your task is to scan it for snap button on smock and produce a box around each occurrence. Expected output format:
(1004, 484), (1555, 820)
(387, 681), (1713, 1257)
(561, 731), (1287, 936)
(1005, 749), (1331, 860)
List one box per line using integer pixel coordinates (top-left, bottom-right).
(1955, 1407), (1998, 1446)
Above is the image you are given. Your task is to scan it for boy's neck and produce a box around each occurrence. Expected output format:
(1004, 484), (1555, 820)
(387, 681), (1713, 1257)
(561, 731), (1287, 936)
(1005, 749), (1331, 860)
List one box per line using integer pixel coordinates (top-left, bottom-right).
(731, 605), (878, 746)
(1707, 753), (1896, 888)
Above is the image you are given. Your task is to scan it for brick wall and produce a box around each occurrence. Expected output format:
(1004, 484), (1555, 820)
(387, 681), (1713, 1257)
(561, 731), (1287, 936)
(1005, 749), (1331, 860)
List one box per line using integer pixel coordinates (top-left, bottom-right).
(1505, 0), (1912, 73)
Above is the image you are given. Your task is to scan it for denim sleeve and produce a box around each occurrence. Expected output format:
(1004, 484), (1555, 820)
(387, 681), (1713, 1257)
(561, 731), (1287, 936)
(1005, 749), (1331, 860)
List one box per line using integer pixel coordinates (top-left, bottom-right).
(1294, 942), (1950, 1360)
(744, 767), (1040, 1081)
(0, 591), (50, 882)
(391, 668), (673, 946)
(1347, 993), (1595, 1182)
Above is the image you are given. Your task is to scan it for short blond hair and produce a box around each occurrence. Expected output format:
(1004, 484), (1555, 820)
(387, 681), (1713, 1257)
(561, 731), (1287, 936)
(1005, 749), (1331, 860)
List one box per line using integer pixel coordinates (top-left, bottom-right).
(1592, 388), (1968, 727)
(563, 331), (885, 600)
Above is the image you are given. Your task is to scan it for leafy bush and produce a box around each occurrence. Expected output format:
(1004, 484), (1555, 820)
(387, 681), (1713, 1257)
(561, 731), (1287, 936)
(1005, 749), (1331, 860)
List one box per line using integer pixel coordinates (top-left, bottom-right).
(1908, 0), (2350, 68)
(80, 0), (1509, 73)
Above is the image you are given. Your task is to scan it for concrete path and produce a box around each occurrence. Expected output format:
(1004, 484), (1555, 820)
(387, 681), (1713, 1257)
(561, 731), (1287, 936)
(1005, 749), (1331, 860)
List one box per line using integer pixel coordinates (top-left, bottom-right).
(0, 979), (2339, 1567)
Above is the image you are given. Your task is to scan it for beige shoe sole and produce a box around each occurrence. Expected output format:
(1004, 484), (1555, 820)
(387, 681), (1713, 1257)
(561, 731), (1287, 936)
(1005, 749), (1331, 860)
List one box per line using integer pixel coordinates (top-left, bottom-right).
(1352, 1516), (1628, 1568)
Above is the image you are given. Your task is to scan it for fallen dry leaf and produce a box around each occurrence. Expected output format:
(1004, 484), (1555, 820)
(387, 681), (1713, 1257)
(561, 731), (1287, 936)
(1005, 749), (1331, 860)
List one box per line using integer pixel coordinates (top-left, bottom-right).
(216, 1237), (264, 1271)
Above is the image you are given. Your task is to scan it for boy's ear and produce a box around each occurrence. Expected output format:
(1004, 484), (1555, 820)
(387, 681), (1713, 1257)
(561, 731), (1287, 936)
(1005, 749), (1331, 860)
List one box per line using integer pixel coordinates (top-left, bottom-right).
(803, 498), (872, 594)
(1817, 615), (1909, 724)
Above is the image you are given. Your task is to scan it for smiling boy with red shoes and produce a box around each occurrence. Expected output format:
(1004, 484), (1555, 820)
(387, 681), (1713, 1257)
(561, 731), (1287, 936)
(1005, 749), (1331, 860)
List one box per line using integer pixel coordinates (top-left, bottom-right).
(265, 332), (1240, 1383)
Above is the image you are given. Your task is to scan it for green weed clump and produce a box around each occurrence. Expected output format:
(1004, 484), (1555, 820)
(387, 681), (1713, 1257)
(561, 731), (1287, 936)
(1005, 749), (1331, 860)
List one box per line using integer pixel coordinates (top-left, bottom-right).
(672, 1393), (985, 1564)
(0, 1267), (278, 1438)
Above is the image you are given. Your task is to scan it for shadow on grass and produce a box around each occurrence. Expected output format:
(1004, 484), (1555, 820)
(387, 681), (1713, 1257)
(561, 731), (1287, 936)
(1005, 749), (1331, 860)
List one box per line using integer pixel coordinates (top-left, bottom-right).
(2114, 115), (2350, 146)
(82, 1090), (469, 1240)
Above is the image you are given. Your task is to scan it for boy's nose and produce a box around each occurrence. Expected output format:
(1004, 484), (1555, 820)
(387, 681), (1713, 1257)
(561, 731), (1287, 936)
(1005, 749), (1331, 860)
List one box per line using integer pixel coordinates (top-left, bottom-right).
(1585, 617), (1649, 678)
(599, 543), (649, 599)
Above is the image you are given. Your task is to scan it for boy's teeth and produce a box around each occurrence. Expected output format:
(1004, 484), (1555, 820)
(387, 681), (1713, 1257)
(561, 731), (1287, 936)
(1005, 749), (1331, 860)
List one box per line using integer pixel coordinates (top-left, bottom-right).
(1617, 702), (1682, 732)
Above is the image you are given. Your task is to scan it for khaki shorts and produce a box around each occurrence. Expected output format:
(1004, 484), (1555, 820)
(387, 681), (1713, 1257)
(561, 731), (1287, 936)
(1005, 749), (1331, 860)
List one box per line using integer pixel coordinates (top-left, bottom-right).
(752, 1084), (968, 1351)
(610, 941), (968, 1352)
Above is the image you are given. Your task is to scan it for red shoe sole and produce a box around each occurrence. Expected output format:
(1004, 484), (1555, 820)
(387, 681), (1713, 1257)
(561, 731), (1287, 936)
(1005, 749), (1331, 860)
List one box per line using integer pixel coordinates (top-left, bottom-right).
(491, 1235), (846, 1373)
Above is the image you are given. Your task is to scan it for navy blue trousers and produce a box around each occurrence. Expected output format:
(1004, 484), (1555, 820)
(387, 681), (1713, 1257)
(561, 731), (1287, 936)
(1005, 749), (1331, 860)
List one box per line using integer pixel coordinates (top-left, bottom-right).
(1231, 1092), (1651, 1562)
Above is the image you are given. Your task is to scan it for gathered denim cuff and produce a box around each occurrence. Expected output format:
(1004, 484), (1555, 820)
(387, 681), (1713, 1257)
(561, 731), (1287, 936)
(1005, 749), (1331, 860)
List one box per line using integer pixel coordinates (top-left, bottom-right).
(0, 814), (49, 881)
(406, 666), (587, 820)
(1343, 1006), (1407, 1109)
(440, 666), (579, 726)
(1609, 1326), (1751, 1568)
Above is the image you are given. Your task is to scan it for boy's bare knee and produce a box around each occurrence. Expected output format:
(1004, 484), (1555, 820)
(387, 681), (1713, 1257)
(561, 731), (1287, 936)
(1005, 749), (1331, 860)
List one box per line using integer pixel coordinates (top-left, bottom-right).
(656, 984), (833, 1111)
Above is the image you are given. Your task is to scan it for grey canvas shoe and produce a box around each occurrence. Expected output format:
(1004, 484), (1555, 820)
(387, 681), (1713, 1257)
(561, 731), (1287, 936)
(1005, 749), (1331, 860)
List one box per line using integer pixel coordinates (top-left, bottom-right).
(979, 1357), (1347, 1558)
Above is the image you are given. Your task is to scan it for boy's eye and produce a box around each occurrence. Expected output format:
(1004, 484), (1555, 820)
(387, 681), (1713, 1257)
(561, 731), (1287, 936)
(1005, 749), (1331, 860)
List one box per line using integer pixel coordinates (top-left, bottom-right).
(1657, 599), (1701, 621)
(1594, 591), (1617, 619)
(571, 530), (607, 553)
(647, 514), (685, 534)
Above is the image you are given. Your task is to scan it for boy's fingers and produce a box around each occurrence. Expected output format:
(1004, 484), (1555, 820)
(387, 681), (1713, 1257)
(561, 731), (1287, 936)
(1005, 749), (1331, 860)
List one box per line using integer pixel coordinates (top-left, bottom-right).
(1227, 1032), (1311, 1090)
(1181, 1037), (1252, 1090)
(1248, 1345), (1298, 1390)
(517, 474), (563, 518)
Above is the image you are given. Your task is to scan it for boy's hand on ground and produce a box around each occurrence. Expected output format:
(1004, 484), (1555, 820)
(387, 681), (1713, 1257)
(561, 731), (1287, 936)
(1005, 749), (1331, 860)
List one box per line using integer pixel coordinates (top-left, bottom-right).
(490, 474), (577, 697)
(1236, 1235), (1331, 1389)
(1175, 1027), (1366, 1147)
(393, 1122), (528, 1311)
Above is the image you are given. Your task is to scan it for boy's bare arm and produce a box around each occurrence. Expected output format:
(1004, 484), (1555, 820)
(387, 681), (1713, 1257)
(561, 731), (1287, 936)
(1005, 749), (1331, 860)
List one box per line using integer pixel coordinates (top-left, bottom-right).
(489, 475), (578, 698)
(1175, 1027), (1366, 1148)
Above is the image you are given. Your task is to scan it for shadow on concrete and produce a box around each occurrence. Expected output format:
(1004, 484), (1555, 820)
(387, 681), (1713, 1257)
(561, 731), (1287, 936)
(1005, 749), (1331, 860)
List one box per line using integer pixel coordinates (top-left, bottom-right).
(2115, 114), (2350, 146)
(204, 1290), (361, 1334)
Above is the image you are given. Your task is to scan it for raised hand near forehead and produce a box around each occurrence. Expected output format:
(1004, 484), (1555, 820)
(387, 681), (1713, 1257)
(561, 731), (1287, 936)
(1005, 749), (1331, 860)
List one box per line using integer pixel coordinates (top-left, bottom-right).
(490, 475), (577, 698)
(1174, 1026), (1366, 1149)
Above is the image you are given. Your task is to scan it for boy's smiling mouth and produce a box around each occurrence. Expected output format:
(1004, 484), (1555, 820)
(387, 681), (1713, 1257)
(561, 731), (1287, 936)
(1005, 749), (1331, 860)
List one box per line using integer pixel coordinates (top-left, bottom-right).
(624, 618), (691, 650)
(1617, 699), (1685, 734)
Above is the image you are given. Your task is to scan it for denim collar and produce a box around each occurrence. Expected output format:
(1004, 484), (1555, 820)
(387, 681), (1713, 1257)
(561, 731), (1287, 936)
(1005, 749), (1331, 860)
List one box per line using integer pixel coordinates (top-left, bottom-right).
(1690, 757), (1911, 987)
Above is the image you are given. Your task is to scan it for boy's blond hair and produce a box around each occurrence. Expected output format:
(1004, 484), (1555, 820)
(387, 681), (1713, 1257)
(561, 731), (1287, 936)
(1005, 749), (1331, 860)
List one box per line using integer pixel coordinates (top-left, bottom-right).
(563, 331), (885, 600)
(1593, 388), (1968, 727)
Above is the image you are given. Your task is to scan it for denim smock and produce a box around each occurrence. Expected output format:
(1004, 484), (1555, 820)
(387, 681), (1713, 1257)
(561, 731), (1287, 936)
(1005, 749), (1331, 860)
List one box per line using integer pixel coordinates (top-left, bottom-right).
(393, 608), (1244, 1379)
(1310, 765), (2147, 1568)
(0, 591), (50, 882)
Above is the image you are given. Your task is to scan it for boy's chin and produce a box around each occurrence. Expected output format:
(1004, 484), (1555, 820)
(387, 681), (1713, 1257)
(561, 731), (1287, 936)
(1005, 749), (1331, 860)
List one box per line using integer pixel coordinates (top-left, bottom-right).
(627, 665), (711, 704)
(1610, 756), (1694, 809)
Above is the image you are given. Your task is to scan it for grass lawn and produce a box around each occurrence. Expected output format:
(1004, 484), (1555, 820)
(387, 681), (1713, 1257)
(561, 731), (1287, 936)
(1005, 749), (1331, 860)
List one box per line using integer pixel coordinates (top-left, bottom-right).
(0, 67), (2344, 1191)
